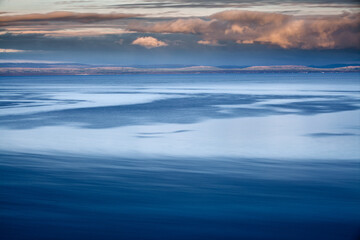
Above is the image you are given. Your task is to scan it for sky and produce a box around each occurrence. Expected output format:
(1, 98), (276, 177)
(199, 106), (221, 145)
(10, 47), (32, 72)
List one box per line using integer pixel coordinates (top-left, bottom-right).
(0, 0), (359, 66)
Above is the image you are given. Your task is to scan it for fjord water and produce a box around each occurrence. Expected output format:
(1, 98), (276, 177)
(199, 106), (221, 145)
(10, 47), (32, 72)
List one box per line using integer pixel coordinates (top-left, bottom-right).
(0, 73), (359, 240)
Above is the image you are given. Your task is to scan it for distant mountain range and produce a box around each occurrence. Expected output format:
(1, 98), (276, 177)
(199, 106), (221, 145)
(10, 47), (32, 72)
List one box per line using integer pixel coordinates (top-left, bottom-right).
(0, 64), (359, 76)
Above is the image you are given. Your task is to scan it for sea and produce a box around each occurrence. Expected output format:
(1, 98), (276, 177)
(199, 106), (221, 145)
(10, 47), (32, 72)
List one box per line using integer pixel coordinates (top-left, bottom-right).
(0, 73), (359, 240)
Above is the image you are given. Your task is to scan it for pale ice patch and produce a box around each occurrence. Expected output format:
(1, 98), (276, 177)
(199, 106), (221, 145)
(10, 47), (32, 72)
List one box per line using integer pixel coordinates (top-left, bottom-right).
(132, 84), (360, 96)
(0, 109), (359, 160)
(0, 92), (180, 116)
(216, 97), (336, 113)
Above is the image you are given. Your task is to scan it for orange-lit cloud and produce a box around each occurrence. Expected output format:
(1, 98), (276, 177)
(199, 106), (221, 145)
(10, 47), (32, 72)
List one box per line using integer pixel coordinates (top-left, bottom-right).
(197, 40), (222, 46)
(129, 10), (360, 49)
(129, 18), (214, 34)
(132, 36), (168, 48)
(2, 10), (359, 49)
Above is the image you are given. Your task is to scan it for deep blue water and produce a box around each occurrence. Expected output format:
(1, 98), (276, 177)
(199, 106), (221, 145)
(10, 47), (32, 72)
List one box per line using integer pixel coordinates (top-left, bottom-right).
(0, 73), (359, 239)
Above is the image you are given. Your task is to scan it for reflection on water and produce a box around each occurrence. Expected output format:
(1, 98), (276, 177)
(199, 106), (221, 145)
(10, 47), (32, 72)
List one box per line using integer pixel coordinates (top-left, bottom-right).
(0, 73), (359, 239)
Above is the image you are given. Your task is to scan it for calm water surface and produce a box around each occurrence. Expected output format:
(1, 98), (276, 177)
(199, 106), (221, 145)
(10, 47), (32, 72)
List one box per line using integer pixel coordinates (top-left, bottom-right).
(0, 73), (359, 239)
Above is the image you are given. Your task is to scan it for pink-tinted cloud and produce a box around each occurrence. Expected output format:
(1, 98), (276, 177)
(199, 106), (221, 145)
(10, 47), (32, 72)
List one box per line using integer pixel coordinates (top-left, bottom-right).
(197, 40), (222, 46)
(211, 10), (291, 26)
(0, 11), (140, 26)
(129, 10), (360, 49)
(129, 18), (213, 34)
(132, 36), (168, 48)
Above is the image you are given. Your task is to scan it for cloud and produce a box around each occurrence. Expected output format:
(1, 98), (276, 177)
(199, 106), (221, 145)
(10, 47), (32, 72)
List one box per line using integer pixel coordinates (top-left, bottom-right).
(9, 28), (132, 37)
(211, 10), (291, 25)
(129, 10), (360, 49)
(110, 1), (252, 9)
(0, 59), (66, 63)
(252, 12), (360, 49)
(110, 0), (359, 9)
(132, 36), (168, 48)
(0, 11), (140, 26)
(129, 18), (213, 34)
(55, 1), (93, 4)
(0, 48), (26, 53)
(197, 40), (222, 46)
